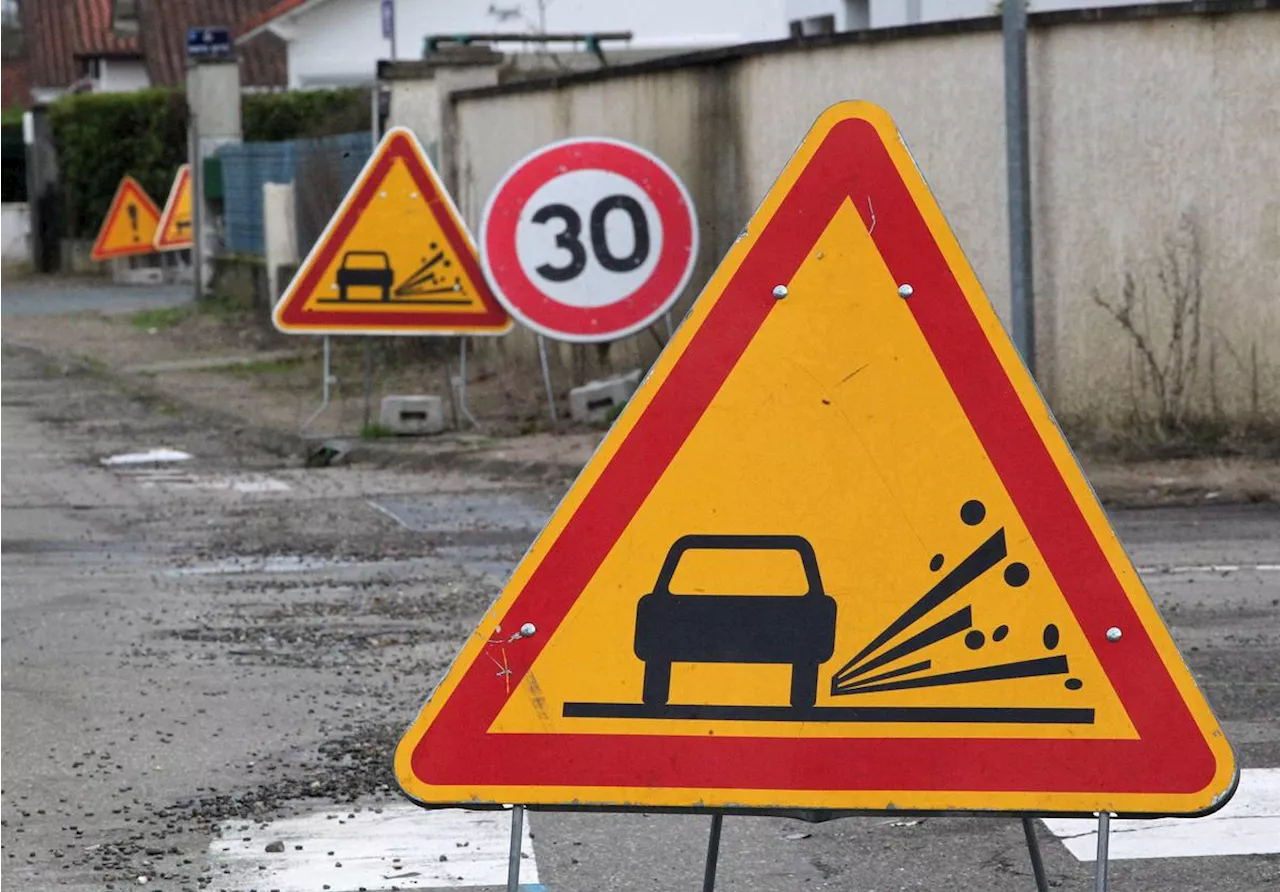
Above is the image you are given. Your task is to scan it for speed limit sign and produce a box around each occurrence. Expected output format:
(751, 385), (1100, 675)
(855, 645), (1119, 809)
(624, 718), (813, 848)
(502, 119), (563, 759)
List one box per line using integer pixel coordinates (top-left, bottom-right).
(480, 138), (698, 343)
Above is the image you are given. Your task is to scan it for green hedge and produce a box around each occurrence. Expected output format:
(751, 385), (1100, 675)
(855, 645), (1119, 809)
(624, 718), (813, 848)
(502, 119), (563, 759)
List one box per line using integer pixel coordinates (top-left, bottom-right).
(50, 87), (370, 238)
(2, 121), (26, 203)
(50, 89), (188, 237)
(243, 88), (370, 142)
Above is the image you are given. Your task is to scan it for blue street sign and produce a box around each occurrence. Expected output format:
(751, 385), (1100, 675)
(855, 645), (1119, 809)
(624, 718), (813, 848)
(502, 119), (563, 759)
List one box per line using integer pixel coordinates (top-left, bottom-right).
(381, 0), (394, 40)
(187, 27), (232, 59)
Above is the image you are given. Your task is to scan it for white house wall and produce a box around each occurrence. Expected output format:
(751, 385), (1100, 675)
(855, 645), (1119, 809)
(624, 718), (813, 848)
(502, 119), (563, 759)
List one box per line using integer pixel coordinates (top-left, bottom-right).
(281, 0), (1163, 88)
(286, 0), (789, 87)
(287, 0), (387, 88)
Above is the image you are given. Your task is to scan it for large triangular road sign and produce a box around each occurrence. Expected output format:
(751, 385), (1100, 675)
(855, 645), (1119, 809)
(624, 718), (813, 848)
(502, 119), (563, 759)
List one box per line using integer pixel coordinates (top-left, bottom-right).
(273, 127), (510, 336)
(154, 164), (194, 251)
(395, 103), (1235, 817)
(90, 176), (161, 261)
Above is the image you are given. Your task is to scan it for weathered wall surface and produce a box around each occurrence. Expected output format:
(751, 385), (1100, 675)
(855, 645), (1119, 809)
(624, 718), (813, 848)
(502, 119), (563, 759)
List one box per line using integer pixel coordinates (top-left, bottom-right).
(1, 201), (31, 265)
(394, 5), (1279, 428)
(1029, 13), (1280, 424)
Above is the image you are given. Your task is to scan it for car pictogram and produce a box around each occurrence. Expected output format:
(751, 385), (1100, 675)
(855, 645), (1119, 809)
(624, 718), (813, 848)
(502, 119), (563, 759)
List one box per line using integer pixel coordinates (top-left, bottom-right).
(633, 534), (838, 710)
(336, 250), (394, 301)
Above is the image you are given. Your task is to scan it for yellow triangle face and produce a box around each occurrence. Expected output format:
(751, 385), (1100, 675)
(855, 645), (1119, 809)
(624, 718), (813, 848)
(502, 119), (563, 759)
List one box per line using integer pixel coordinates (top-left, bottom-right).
(491, 200), (1136, 744)
(155, 165), (193, 251)
(273, 128), (510, 335)
(395, 102), (1235, 817)
(91, 177), (161, 261)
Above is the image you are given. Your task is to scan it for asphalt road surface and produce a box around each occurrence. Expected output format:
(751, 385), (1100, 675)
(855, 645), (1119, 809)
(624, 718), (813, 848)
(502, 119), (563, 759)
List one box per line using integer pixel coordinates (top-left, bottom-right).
(3, 344), (1278, 892)
(1, 277), (192, 318)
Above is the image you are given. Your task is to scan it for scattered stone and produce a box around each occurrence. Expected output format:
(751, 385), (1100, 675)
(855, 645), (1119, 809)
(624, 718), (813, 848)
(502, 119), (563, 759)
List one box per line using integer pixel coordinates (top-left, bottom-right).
(264, 841), (285, 853)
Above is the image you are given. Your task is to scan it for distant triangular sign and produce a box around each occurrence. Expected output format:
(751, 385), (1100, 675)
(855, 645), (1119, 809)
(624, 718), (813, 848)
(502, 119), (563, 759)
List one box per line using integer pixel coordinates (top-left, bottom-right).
(394, 103), (1235, 817)
(273, 127), (510, 336)
(91, 176), (161, 261)
(155, 164), (194, 251)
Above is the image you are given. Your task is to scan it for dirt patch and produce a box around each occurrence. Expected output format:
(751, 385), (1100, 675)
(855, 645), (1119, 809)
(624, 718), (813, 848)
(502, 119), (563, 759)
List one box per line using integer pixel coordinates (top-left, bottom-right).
(4, 301), (606, 478)
(4, 287), (1275, 508)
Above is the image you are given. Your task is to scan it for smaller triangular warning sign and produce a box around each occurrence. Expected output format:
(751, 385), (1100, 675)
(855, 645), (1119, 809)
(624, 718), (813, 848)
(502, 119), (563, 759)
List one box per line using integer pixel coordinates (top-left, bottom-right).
(273, 127), (510, 336)
(91, 176), (161, 261)
(394, 102), (1236, 818)
(155, 164), (193, 251)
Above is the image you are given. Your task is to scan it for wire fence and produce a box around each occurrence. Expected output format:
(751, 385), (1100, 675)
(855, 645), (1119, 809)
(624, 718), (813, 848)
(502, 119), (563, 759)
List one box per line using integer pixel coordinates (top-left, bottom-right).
(219, 130), (371, 256)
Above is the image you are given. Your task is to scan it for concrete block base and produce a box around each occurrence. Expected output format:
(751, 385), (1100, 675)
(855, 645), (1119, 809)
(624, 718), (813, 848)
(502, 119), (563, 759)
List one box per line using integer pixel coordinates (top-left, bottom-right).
(569, 369), (643, 424)
(379, 395), (447, 435)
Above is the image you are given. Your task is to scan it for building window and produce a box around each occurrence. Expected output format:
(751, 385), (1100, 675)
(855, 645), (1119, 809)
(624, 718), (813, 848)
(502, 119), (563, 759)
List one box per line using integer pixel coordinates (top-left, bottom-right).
(845, 0), (870, 30)
(80, 56), (103, 80)
(1, 0), (21, 55)
(789, 14), (836, 37)
(112, 0), (139, 35)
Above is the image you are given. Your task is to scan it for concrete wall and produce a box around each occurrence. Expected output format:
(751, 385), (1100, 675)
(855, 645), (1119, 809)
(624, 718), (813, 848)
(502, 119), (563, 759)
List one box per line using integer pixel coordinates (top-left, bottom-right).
(405, 4), (1279, 428)
(2, 201), (30, 264)
(381, 3), (1280, 427)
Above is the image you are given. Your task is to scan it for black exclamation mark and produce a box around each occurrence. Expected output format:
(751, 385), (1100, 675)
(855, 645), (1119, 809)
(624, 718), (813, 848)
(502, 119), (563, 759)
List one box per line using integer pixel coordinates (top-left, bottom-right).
(127, 204), (139, 242)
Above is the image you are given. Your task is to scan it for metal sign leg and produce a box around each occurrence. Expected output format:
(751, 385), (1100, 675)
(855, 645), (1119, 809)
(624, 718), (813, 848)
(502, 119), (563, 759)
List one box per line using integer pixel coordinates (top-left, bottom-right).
(506, 805), (524, 892)
(1021, 817), (1049, 892)
(302, 335), (334, 433)
(1094, 811), (1112, 892)
(362, 338), (373, 431)
(536, 335), (559, 425)
(702, 813), (723, 892)
(457, 338), (481, 430)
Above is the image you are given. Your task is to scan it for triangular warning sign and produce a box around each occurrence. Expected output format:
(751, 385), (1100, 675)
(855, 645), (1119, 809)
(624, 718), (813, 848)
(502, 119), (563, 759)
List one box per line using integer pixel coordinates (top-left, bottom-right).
(90, 176), (161, 261)
(395, 103), (1235, 817)
(155, 164), (193, 251)
(273, 127), (510, 336)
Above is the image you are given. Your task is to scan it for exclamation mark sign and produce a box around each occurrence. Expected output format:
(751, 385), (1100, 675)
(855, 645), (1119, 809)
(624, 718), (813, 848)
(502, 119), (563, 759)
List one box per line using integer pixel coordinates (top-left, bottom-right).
(127, 203), (139, 242)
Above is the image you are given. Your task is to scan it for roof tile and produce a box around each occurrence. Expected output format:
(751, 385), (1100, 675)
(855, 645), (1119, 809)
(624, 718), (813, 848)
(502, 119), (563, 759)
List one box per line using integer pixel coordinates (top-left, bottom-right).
(2, 56), (32, 108)
(21, 0), (286, 91)
(238, 0), (314, 40)
(140, 0), (287, 88)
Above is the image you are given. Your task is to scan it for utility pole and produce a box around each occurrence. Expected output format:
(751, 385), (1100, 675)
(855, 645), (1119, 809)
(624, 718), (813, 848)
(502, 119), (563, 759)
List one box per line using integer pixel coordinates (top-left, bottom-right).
(1002, 0), (1035, 375)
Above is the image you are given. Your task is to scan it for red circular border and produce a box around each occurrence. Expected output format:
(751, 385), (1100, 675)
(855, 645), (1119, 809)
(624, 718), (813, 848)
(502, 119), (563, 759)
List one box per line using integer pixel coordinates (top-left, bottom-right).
(483, 141), (696, 340)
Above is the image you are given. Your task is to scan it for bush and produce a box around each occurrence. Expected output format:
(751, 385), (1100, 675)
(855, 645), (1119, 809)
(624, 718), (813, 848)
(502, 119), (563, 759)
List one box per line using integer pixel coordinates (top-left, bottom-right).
(2, 119), (26, 203)
(49, 87), (371, 238)
(243, 88), (370, 141)
(49, 89), (188, 237)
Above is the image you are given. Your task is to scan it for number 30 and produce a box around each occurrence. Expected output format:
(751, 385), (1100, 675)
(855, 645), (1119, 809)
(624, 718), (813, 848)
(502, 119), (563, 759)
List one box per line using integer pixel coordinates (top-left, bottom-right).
(532, 195), (651, 282)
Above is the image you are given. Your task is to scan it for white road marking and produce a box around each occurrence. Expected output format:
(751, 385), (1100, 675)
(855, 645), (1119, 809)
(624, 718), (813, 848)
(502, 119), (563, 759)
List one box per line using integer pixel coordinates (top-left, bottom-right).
(168, 554), (438, 577)
(208, 803), (541, 890)
(1041, 768), (1280, 861)
(101, 448), (193, 465)
(111, 470), (292, 493)
(1137, 563), (1280, 574)
(170, 555), (363, 576)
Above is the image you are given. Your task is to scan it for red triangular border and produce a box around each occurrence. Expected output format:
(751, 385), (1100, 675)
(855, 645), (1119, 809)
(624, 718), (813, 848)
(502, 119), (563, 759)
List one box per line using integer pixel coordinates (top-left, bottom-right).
(274, 129), (509, 333)
(155, 165), (192, 250)
(409, 116), (1217, 802)
(91, 176), (161, 261)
